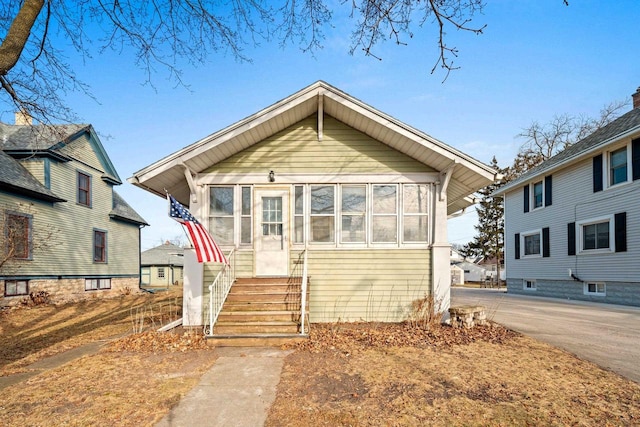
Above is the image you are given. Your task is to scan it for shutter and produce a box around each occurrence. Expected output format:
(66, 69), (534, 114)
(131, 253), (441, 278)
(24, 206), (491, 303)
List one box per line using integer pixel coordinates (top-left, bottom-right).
(542, 227), (550, 258)
(593, 154), (603, 192)
(567, 222), (576, 256)
(632, 138), (640, 181)
(523, 185), (530, 213)
(515, 233), (520, 260)
(544, 175), (552, 206)
(615, 212), (627, 253)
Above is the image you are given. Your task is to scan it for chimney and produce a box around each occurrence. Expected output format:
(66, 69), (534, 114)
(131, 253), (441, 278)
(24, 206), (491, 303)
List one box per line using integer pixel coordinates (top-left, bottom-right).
(633, 87), (640, 110)
(15, 110), (32, 125)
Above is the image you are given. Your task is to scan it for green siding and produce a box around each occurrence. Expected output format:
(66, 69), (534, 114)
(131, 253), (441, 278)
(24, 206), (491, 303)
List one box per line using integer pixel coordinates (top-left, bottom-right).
(0, 157), (140, 278)
(304, 249), (432, 322)
(57, 133), (105, 173)
(204, 115), (434, 174)
(19, 159), (45, 186)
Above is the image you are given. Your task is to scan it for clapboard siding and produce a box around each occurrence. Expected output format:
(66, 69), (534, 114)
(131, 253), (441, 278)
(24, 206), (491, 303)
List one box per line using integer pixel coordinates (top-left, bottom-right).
(19, 159), (45, 185)
(57, 133), (105, 173)
(505, 154), (640, 283)
(304, 249), (431, 322)
(205, 115), (435, 174)
(1, 158), (139, 278)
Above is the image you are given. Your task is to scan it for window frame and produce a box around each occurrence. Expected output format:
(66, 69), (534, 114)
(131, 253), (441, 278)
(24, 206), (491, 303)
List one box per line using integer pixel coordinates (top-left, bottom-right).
(309, 185), (336, 244)
(93, 229), (107, 263)
(4, 279), (29, 296)
(371, 184), (399, 245)
(584, 282), (606, 296)
(340, 184), (367, 244)
(77, 171), (92, 207)
(157, 267), (165, 279)
(607, 145), (630, 187)
(401, 184), (429, 244)
(4, 211), (32, 260)
(523, 279), (536, 291)
(577, 215), (613, 254)
(531, 180), (544, 210)
(208, 186), (236, 246)
(520, 229), (542, 258)
(85, 278), (112, 291)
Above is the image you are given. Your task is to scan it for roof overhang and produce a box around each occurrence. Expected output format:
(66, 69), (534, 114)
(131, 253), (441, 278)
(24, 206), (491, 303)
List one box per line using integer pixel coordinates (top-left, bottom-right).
(129, 81), (497, 215)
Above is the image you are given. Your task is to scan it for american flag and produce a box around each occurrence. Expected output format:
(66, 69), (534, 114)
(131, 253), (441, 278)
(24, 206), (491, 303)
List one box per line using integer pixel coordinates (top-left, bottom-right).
(168, 194), (228, 264)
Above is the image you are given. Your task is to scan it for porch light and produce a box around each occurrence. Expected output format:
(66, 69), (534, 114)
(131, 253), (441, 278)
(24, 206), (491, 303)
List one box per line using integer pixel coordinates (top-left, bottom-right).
(269, 170), (275, 182)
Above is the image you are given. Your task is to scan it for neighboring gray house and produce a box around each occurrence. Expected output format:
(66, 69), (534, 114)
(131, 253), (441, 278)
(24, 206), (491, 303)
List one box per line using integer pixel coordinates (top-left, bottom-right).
(495, 87), (640, 306)
(0, 115), (147, 305)
(140, 242), (184, 287)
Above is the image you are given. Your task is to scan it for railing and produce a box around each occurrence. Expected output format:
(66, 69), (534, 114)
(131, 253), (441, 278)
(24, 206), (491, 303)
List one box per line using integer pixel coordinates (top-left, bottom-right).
(290, 249), (309, 335)
(206, 248), (236, 337)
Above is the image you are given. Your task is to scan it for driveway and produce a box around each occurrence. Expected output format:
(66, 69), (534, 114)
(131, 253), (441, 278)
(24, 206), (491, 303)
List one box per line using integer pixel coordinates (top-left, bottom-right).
(452, 287), (640, 384)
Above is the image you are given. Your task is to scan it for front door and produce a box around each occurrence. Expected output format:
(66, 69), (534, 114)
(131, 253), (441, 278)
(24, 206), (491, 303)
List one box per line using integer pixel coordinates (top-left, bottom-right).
(255, 189), (289, 276)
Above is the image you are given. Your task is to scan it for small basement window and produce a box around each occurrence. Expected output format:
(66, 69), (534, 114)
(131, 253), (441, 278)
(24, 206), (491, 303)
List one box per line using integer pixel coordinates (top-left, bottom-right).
(5, 279), (29, 296)
(523, 279), (536, 291)
(584, 282), (606, 296)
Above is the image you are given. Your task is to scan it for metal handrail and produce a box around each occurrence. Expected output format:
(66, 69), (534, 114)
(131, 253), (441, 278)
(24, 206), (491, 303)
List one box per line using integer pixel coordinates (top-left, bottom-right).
(206, 248), (236, 336)
(299, 249), (308, 335)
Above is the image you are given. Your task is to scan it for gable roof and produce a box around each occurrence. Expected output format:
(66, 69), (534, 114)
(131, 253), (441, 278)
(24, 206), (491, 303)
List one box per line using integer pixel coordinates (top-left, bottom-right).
(497, 107), (640, 195)
(110, 191), (149, 226)
(141, 242), (184, 266)
(129, 81), (498, 215)
(0, 123), (122, 185)
(0, 150), (66, 202)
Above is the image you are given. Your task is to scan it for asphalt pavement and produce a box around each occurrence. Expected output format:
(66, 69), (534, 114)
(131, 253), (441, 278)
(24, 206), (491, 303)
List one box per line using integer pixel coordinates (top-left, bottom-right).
(452, 287), (640, 383)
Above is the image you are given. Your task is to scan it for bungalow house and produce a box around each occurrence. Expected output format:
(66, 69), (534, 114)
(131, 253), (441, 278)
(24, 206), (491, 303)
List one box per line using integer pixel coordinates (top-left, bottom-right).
(129, 81), (498, 335)
(0, 115), (147, 306)
(141, 242), (184, 288)
(495, 87), (640, 306)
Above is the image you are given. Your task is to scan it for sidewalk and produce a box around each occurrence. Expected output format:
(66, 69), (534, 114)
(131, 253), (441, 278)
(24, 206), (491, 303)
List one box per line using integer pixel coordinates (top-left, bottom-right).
(155, 347), (292, 427)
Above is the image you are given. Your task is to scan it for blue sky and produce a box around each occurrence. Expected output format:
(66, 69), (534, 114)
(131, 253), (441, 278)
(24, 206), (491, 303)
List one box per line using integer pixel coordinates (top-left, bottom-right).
(11, 1), (640, 249)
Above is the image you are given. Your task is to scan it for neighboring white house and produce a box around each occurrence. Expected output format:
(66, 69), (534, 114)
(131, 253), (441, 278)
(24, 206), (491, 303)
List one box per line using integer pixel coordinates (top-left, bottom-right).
(451, 264), (464, 286)
(452, 261), (487, 283)
(129, 81), (498, 328)
(495, 87), (640, 306)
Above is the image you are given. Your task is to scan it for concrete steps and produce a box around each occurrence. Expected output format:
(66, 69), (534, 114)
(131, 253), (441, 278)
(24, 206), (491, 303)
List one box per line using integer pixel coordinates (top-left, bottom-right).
(210, 277), (309, 346)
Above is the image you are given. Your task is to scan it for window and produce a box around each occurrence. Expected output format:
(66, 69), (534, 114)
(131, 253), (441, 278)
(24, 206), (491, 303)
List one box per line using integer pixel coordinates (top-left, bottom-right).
(532, 181), (543, 209)
(293, 186), (304, 244)
(310, 185), (335, 243)
(261, 197), (283, 236)
(93, 230), (107, 263)
(5, 279), (28, 296)
(403, 184), (428, 242)
(5, 212), (32, 260)
(609, 146), (628, 186)
(341, 185), (366, 243)
(241, 186), (252, 244)
(209, 187), (234, 245)
(584, 282), (606, 296)
(522, 230), (541, 257)
(579, 217), (612, 252)
(85, 278), (111, 291)
(523, 279), (536, 291)
(157, 267), (165, 279)
(77, 171), (91, 207)
(372, 185), (397, 243)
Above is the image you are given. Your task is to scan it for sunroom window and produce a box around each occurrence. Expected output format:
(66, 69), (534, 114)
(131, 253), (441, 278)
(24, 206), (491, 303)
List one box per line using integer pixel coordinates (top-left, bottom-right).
(310, 185), (335, 243)
(341, 185), (366, 243)
(372, 185), (397, 243)
(209, 187), (234, 245)
(403, 184), (428, 242)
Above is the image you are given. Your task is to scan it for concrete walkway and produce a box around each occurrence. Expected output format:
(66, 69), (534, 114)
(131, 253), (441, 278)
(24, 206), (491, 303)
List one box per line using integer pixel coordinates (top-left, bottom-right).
(155, 347), (291, 427)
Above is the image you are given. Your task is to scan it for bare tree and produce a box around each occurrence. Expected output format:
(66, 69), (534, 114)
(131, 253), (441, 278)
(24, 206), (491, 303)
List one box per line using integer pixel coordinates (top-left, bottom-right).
(515, 99), (629, 176)
(0, 1), (493, 125)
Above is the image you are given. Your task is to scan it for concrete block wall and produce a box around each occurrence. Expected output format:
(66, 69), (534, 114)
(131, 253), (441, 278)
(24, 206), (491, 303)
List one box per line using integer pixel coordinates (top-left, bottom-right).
(1, 277), (140, 307)
(507, 278), (640, 307)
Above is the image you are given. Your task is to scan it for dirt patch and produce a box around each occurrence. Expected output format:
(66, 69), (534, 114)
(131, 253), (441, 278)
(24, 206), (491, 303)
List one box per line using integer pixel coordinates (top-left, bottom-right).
(267, 322), (640, 426)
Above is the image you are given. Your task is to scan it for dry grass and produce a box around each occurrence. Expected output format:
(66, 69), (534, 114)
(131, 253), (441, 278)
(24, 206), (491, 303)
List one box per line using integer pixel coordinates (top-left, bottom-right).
(266, 323), (640, 426)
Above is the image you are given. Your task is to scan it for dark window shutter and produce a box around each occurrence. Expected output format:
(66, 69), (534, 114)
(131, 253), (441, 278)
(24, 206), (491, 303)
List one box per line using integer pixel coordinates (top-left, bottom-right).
(544, 175), (552, 206)
(515, 233), (520, 260)
(593, 154), (603, 192)
(632, 138), (640, 181)
(568, 222), (576, 256)
(615, 212), (627, 253)
(542, 227), (550, 257)
(523, 185), (530, 213)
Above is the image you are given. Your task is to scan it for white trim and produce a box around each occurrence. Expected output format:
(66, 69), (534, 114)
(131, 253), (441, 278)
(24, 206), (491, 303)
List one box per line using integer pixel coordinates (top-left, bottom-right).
(577, 215), (614, 254)
(523, 279), (537, 291)
(583, 282), (606, 296)
(520, 229), (542, 258)
(197, 172), (440, 185)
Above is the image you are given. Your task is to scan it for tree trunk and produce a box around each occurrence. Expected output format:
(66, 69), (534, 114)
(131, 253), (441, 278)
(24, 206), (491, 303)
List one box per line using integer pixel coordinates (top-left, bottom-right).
(0, 0), (44, 75)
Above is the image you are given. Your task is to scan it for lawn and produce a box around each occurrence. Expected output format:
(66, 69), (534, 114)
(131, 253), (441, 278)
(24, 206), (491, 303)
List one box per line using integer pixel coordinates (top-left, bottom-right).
(1, 291), (639, 426)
